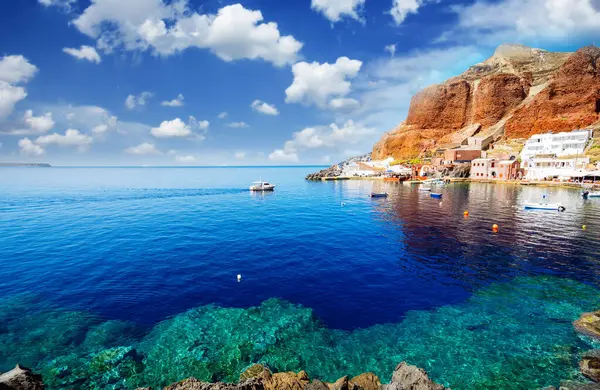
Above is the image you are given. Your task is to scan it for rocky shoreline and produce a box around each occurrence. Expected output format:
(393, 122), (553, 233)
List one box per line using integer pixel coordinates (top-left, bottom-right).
(3, 309), (600, 390)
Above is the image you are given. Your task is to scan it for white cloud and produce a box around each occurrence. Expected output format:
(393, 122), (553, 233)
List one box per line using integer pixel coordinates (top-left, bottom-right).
(0, 55), (38, 119)
(0, 55), (38, 85)
(269, 120), (376, 162)
(189, 116), (210, 130)
(4, 110), (55, 135)
(390, 0), (432, 25)
(125, 92), (153, 110)
(71, 2), (302, 67)
(285, 57), (362, 109)
(125, 142), (161, 155)
(53, 104), (120, 135)
(448, 0), (600, 43)
(235, 151), (246, 159)
(251, 100), (279, 116)
(161, 94), (184, 107)
(151, 118), (191, 137)
(385, 44), (397, 57)
(311, 0), (365, 23)
(62, 46), (102, 63)
(328, 98), (360, 112)
(218, 112), (228, 119)
(18, 138), (45, 156)
(268, 148), (299, 163)
(175, 155), (197, 164)
(38, 0), (76, 9)
(228, 121), (249, 128)
(35, 129), (94, 151)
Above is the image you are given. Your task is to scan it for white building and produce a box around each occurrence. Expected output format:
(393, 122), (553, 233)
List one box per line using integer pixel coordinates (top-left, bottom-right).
(523, 156), (590, 180)
(520, 129), (592, 162)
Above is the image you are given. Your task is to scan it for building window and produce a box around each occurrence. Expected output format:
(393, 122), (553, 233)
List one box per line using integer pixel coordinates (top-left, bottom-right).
(491, 162), (495, 168)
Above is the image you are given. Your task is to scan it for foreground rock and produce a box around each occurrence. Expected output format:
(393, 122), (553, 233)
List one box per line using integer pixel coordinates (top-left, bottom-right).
(162, 378), (264, 390)
(383, 362), (446, 390)
(574, 311), (600, 340)
(581, 350), (600, 383)
(0, 365), (44, 390)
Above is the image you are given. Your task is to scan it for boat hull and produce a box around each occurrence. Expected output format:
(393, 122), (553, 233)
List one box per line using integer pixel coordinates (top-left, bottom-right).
(523, 203), (563, 210)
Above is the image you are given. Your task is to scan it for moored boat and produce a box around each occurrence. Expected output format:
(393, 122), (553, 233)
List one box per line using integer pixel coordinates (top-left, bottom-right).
(370, 192), (388, 198)
(430, 193), (443, 199)
(419, 187), (432, 192)
(523, 202), (566, 211)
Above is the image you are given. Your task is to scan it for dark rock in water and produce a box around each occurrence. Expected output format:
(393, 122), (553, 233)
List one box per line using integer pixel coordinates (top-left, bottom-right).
(574, 312), (600, 340)
(349, 373), (380, 390)
(581, 350), (600, 382)
(384, 362), (447, 390)
(558, 381), (600, 389)
(0, 365), (44, 390)
(305, 380), (329, 390)
(164, 378), (264, 390)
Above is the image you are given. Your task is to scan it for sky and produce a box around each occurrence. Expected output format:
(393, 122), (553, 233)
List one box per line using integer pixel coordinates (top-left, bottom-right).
(0, 0), (599, 166)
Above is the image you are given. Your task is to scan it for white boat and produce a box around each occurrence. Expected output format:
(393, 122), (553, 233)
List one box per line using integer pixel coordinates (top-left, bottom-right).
(419, 187), (432, 192)
(583, 191), (600, 198)
(523, 202), (565, 211)
(249, 181), (275, 191)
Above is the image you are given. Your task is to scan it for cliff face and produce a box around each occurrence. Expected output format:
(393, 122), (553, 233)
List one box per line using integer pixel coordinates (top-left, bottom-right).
(372, 44), (600, 160)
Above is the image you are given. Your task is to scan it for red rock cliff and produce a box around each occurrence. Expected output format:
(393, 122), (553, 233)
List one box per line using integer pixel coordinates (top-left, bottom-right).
(372, 44), (600, 160)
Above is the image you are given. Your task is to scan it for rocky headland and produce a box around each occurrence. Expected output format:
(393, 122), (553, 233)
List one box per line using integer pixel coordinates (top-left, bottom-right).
(372, 44), (600, 160)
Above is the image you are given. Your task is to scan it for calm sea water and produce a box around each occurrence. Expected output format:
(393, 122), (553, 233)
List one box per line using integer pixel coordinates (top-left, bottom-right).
(1, 167), (600, 389)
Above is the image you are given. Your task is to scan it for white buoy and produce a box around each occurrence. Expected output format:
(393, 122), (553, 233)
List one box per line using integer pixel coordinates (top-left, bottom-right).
(237, 274), (242, 282)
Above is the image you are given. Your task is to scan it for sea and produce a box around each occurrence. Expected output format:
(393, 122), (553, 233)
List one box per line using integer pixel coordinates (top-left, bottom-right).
(1, 166), (600, 389)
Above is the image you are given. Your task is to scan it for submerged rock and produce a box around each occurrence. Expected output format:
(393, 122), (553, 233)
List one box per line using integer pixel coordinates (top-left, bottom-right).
(575, 312), (600, 340)
(383, 362), (447, 390)
(581, 350), (600, 382)
(0, 365), (44, 390)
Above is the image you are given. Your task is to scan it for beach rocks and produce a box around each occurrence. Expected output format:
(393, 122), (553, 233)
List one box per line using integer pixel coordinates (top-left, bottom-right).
(238, 365), (309, 390)
(383, 362), (447, 390)
(0, 365), (44, 390)
(163, 378), (264, 390)
(581, 350), (600, 382)
(305, 165), (342, 180)
(574, 311), (600, 340)
(349, 373), (380, 390)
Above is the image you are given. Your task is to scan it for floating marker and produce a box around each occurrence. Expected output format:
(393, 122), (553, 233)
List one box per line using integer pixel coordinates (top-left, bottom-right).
(237, 274), (242, 282)
(583, 225), (587, 230)
(464, 211), (469, 217)
(492, 224), (499, 232)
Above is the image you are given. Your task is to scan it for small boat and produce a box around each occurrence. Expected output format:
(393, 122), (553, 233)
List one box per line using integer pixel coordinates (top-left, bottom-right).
(430, 193), (443, 199)
(523, 202), (566, 211)
(419, 187), (432, 192)
(582, 191), (600, 199)
(370, 192), (388, 198)
(249, 180), (275, 191)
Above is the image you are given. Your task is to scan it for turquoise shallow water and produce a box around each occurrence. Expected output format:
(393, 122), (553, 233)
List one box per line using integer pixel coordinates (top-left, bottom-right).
(1, 167), (600, 389)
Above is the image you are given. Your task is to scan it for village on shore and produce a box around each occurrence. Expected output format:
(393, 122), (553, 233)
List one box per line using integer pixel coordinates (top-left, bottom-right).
(307, 128), (600, 188)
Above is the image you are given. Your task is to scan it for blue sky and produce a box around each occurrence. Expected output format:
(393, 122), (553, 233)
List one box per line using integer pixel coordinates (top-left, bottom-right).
(0, 0), (599, 166)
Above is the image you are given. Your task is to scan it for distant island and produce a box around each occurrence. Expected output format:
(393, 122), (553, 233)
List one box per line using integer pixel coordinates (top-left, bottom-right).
(0, 163), (51, 167)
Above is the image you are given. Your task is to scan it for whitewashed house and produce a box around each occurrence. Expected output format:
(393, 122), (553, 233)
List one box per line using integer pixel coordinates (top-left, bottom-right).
(521, 129), (592, 162)
(523, 156), (590, 180)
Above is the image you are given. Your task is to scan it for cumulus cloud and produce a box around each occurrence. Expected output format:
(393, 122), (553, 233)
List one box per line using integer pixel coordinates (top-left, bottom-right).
(3, 110), (56, 135)
(227, 121), (249, 128)
(18, 137), (45, 156)
(328, 98), (360, 112)
(63, 45), (102, 63)
(161, 94), (184, 107)
(38, 0), (76, 9)
(0, 55), (38, 119)
(218, 112), (228, 119)
(125, 92), (153, 110)
(269, 120), (376, 162)
(251, 100), (279, 116)
(35, 129), (94, 151)
(125, 142), (162, 155)
(311, 0), (365, 23)
(151, 116), (208, 138)
(285, 57), (362, 109)
(71, 2), (302, 67)
(390, 0), (433, 25)
(175, 155), (197, 164)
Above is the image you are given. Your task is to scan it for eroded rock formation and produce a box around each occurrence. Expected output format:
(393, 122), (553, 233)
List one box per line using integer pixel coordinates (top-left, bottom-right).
(574, 311), (600, 340)
(372, 44), (600, 160)
(0, 365), (44, 390)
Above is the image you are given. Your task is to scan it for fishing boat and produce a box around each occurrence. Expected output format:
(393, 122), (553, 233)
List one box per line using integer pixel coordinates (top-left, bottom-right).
(523, 202), (566, 211)
(370, 192), (388, 198)
(249, 180), (275, 191)
(430, 193), (443, 199)
(582, 191), (600, 199)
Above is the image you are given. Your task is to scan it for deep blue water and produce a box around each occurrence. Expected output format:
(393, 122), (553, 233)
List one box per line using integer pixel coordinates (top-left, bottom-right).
(1, 167), (600, 389)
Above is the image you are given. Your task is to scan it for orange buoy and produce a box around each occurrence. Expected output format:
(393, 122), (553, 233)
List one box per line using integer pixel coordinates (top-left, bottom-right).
(464, 211), (469, 217)
(492, 224), (499, 232)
